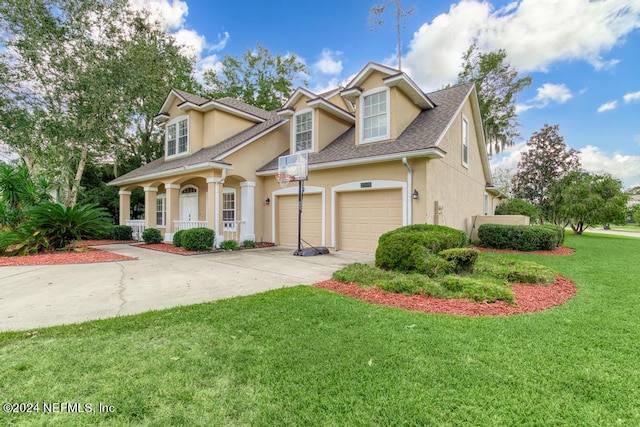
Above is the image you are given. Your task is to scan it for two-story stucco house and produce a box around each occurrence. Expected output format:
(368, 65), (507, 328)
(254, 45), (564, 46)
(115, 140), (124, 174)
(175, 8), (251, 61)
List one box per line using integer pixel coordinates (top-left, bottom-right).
(110, 62), (500, 253)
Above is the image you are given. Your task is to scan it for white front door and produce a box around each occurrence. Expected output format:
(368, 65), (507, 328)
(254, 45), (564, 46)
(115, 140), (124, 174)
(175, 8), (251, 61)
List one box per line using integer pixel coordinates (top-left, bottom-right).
(180, 187), (198, 221)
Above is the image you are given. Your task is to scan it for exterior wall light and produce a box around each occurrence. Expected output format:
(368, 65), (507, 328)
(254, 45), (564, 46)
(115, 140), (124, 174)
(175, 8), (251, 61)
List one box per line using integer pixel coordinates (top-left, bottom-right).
(265, 198), (270, 205)
(412, 189), (419, 200)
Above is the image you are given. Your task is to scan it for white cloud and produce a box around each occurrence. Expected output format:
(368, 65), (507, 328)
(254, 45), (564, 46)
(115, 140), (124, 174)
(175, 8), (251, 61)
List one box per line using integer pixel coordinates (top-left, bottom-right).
(624, 90), (640, 103)
(312, 78), (341, 95)
(209, 32), (230, 52)
(597, 101), (618, 113)
(579, 145), (640, 184)
(129, 0), (188, 31)
(172, 28), (205, 59)
(313, 49), (343, 75)
(403, 0), (640, 90)
(489, 142), (527, 171)
(516, 83), (573, 113)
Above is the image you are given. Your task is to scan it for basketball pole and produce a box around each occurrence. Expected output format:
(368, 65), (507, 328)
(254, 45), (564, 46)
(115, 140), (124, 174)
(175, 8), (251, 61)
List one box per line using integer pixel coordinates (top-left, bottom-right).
(296, 179), (303, 255)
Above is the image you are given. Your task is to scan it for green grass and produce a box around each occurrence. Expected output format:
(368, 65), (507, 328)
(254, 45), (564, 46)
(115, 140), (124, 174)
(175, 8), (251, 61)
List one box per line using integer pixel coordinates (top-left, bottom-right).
(1, 234), (640, 425)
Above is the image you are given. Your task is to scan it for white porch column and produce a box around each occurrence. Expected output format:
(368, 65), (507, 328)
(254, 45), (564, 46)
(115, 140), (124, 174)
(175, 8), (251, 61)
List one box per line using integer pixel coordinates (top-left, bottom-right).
(165, 184), (180, 233)
(143, 186), (158, 230)
(206, 177), (221, 244)
(240, 181), (256, 241)
(118, 190), (131, 225)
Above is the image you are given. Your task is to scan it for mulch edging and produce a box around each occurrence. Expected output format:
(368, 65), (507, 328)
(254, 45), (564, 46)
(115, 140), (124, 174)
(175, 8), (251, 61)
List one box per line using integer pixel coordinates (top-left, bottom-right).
(133, 241), (277, 256)
(314, 275), (578, 317)
(0, 248), (136, 267)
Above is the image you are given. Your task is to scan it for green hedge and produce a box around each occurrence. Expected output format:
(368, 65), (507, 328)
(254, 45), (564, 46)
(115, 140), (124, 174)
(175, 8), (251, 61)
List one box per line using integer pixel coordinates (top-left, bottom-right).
(438, 248), (479, 274)
(142, 228), (162, 244)
(172, 230), (185, 248)
(477, 224), (562, 251)
(375, 224), (468, 273)
(110, 225), (132, 240)
(181, 227), (215, 251)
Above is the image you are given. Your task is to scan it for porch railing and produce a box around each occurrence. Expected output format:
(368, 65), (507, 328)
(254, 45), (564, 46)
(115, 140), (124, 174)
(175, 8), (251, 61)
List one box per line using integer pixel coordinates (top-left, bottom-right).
(173, 220), (208, 232)
(222, 220), (245, 243)
(125, 220), (145, 241)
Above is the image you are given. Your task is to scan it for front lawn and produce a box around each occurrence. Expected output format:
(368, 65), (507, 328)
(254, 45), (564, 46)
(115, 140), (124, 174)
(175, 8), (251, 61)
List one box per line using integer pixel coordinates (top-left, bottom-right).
(1, 233), (639, 425)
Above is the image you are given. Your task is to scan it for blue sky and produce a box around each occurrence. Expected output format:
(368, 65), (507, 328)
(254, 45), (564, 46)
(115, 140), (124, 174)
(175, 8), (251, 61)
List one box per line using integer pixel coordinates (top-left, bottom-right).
(133, 0), (640, 186)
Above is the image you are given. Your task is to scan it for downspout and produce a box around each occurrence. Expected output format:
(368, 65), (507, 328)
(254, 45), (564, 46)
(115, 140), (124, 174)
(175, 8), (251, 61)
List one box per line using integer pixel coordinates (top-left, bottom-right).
(402, 157), (413, 225)
(212, 169), (227, 245)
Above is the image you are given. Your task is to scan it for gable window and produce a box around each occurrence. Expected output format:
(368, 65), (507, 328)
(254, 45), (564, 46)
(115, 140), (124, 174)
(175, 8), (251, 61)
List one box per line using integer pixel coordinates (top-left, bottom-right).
(156, 194), (166, 227)
(294, 110), (313, 152)
(166, 117), (189, 157)
(222, 188), (236, 230)
(462, 116), (469, 168)
(361, 88), (389, 143)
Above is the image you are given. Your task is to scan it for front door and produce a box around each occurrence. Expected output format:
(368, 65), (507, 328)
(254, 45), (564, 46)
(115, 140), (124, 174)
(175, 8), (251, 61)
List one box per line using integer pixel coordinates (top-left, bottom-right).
(180, 187), (198, 221)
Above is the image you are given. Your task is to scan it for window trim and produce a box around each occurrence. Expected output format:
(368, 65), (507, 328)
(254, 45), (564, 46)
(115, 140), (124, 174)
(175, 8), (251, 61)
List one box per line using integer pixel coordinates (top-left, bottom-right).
(359, 87), (390, 144)
(156, 194), (166, 228)
(293, 108), (314, 153)
(462, 115), (469, 168)
(165, 115), (189, 159)
(222, 187), (236, 231)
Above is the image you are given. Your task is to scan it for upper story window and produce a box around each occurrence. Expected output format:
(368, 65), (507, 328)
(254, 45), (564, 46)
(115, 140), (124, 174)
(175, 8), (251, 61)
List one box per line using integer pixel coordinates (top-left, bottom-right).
(294, 109), (313, 152)
(166, 116), (189, 157)
(361, 88), (389, 144)
(462, 116), (469, 168)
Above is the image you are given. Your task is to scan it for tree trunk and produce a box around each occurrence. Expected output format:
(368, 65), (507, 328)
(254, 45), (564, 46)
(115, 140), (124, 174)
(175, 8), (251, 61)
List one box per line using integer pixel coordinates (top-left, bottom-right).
(67, 144), (89, 206)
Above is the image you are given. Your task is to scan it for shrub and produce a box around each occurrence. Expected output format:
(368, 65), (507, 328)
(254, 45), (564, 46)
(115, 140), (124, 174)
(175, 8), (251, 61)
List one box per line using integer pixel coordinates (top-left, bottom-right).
(142, 228), (162, 244)
(538, 224), (565, 247)
(439, 276), (514, 304)
(495, 198), (541, 223)
(172, 230), (185, 248)
(181, 227), (215, 251)
(332, 263), (394, 287)
(423, 254), (456, 278)
(438, 248), (479, 274)
(219, 240), (239, 251)
(478, 224), (560, 251)
(375, 224), (468, 272)
(474, 255), (556, 285)
(377, 276), (423, 295)
(242, 240), (257, 248)
(110, 225), (133, 241)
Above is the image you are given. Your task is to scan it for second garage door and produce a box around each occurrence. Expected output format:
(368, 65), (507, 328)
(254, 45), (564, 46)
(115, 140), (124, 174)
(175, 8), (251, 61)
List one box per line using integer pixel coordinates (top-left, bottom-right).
(337, 189), (403, 252)
(278, 193), (323, 247)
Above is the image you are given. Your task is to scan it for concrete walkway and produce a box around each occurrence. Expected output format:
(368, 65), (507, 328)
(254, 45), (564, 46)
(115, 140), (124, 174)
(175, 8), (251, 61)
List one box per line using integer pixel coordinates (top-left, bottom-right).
(583, 228), (640, 238)
(0, 245), (373, 332)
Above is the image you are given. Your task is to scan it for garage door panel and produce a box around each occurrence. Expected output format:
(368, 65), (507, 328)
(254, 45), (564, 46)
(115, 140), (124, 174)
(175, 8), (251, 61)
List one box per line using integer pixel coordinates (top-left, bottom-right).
(278, 194), (322, 247)
(338, 189), (403, 253)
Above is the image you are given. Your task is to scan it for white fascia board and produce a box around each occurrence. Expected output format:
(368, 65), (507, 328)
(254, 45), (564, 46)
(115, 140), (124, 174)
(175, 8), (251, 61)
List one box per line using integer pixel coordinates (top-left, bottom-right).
(340, 87), (362, 101)
(344, 62), (398, 89)
(277, 108), (295, 118)
(179, 100), (265, 123)
(383, 74), (435, 109)
(307, 98), (355, 124)
(158, 90), (186, 115)
(213, 119), (289, 161)
(282, 87), (317, 109)
(154, 113), (170, 123)
(256, 148), (445, 176)
(109, 162), (233, 187)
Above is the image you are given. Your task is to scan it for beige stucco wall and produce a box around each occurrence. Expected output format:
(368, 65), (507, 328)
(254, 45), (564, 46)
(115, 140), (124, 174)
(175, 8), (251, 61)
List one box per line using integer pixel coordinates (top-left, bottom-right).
(423, 98), (488, 236)
(390, 87), (421, 140)
(326, 92), (353, 112)
(203, 109), (256, 148)
(316, 109), (352, 153)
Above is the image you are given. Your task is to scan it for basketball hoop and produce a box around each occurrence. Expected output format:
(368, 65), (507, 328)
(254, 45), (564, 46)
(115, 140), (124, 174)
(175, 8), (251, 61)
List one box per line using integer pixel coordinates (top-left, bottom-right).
(276, 173), (294, 189)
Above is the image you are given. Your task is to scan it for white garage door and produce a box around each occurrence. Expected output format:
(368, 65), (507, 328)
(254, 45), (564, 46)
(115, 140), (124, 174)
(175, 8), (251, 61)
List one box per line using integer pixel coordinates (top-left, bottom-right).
(278, 194), (323, 247)
(337, 189), (403, 253)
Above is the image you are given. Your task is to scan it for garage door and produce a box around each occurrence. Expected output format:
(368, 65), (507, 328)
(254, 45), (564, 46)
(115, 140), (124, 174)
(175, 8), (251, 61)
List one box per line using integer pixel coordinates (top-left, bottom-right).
(278, 193), (322, 247)
(337, 189), (403, 252)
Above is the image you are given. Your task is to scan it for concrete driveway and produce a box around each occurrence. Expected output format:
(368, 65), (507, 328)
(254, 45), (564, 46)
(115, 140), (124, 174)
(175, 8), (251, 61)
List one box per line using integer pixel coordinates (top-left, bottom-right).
(0, 245), (373, 332)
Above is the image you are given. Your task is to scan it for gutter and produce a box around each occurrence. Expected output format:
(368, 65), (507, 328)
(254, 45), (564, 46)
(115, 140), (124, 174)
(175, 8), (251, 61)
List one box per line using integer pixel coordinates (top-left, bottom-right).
(402, 157), (413, 225)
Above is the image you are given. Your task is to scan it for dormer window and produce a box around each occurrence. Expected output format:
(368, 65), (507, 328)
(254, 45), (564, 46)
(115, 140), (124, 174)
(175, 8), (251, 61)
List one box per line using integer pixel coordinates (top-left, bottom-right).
(361, 88), (389, 143)
(166, 116), (189, 157)
(294, 109), (313, 152)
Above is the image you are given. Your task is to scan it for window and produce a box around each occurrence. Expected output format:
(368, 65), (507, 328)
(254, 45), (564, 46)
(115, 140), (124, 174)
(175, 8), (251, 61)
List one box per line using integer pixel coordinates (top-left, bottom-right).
(166, 117), (188, 157)
(156, 194), (166, 227)
(294, 110), (313, 152)
(361, 88), (389, 143)
(462, 116), (469, 168)
(222, 188), (236, 230)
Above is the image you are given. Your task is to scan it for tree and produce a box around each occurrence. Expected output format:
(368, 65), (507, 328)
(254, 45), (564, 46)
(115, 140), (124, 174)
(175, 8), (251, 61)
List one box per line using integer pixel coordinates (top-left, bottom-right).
(494, 198), (541, 223)
(491, 167), (515, 197)
(369, 0), (415, 70)
(631, 204), (640, 224)
(202, 43), (308, 111)
(0, 0), (198, 205)
(512, 124), (581, 222)
(457, 44), (532, 155)
(549, 171), (629, 234)
(0, 162), (51, 228)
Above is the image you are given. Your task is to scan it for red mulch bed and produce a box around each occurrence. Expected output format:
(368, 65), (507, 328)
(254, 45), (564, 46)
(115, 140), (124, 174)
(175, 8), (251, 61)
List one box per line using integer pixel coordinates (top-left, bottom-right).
(0, 248), (136, 267)
(135, 242), (277, 255)
(75, 239), (136, 247)
(314, 276), (577, 317)
(474, 246), (575, 256)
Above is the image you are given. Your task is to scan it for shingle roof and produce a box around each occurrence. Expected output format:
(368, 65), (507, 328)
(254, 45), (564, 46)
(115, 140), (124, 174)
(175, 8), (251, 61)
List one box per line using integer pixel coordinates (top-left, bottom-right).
(257, 83), (473, 172)
(173, 89), (209, 106)
(109, 113), (284, 185)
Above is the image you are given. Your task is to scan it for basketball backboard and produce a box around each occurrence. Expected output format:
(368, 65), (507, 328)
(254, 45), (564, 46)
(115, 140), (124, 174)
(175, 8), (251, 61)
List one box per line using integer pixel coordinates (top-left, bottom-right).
(278, 152), (309, 181)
